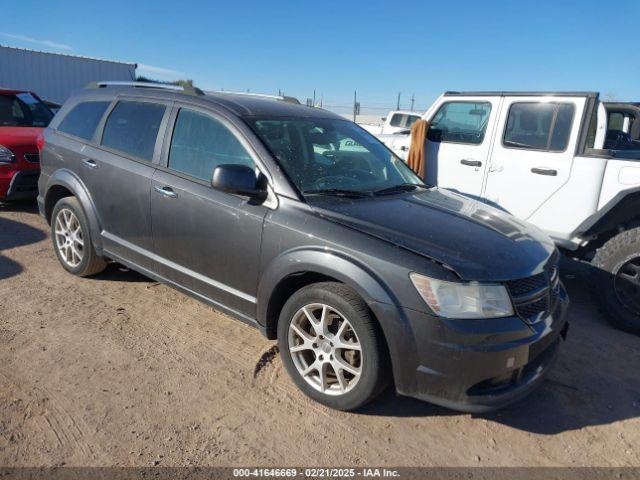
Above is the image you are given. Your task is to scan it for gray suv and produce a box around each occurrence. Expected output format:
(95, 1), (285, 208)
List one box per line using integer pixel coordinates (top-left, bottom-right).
(38, 82), (569, 412)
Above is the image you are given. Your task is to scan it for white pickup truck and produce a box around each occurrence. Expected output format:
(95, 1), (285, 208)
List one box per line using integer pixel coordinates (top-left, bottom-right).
(359, 110), (422, 136)
(377, 91), (640, 334)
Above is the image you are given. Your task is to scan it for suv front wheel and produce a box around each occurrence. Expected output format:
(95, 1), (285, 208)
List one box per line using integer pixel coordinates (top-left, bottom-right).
(277, 282), (389, 411)
(51, 197), (106, 277)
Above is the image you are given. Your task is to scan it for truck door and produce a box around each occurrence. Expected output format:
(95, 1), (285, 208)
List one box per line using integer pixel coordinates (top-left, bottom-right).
(482, 96), (585, 219)
(425, 98), (500, 197)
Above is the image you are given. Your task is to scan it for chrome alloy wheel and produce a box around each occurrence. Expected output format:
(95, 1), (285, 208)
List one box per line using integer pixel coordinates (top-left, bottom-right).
(288, 303), (362, 395)
(54, 208), (84, 268)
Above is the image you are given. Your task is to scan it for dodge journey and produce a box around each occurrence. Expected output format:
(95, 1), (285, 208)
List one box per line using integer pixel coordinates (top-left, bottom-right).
(38, 82), (569, 411)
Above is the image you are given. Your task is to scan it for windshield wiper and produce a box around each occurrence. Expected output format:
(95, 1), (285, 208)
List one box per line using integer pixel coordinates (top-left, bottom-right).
(373, 183), (424, 196)
(302, 188), (372, 198)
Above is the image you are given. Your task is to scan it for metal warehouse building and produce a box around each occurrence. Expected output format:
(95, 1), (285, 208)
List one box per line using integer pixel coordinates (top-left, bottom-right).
(0, 45), (136, 104)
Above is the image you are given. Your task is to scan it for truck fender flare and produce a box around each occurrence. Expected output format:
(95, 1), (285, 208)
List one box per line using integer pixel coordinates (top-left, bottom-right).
(574, 187), (640, 241)
(45, 169), (104, 253)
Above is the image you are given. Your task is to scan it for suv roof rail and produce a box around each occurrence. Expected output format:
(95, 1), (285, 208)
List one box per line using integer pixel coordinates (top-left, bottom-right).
(87, 81), (205, 96)
(206, 90), (300, 104)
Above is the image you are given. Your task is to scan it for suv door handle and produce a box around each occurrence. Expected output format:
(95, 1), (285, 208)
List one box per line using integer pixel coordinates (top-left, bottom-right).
(154, 185), (178, 198)
(82, 159), (98, 169)
(531, 167), (558, 176)
(460, 159), (482, 167)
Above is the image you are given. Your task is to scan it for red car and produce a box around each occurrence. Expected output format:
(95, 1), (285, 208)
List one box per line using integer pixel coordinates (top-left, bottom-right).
(0, 88), (54, 201)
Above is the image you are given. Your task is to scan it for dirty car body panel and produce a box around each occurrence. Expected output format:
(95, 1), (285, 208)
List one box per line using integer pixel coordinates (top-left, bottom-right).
(39, 85), (569, 412)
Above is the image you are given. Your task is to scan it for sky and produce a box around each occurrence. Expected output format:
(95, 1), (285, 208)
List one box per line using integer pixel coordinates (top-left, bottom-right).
(2, 0), (639, 115)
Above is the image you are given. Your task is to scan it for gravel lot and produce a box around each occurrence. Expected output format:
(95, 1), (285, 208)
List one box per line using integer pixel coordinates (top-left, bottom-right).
(1, 201), (639, 467)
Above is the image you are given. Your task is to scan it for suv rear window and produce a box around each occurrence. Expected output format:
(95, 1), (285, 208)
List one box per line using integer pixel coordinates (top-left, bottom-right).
(427, 102), (492, 145)
(58, 101), (110, 140)
(503, 102), (575, 152)
(0, 92), (54, 127)
(101, 101), (165, 161)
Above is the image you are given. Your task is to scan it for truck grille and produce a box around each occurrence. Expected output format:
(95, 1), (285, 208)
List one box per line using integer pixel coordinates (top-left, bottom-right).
(24, 153), (40, 163)
(506, 262), (560, 324)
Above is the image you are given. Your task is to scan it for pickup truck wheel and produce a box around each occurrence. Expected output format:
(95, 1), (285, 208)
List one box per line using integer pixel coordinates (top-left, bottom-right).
(590, 227), (640, 334)
(51, 197), (106, 277)
(277, 282), (389, 411)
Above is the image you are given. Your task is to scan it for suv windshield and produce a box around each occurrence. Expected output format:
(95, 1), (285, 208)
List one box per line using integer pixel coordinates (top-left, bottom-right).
(0, 92), (54, 128)
(247, 117), (423, 195)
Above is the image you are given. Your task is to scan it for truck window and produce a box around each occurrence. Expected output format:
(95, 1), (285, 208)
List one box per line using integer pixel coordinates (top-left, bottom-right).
(427, 102), (492, 145)
(389, 114), (404, 127)
(405, 115), (421, 128)
(608, 112), (624, 131)
(503, 103), (574, 152)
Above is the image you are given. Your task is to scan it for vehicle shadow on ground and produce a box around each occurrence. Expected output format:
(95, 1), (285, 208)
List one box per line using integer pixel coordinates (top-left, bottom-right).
(0, 205), (47, 280)
(91, 262), (153, 283)
(0, 200), (40, 215)
(360, 258), (640, 435)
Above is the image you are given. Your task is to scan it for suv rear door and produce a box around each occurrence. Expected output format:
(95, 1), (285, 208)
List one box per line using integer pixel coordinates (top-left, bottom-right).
(150, 104), (268, 318)
(83, 97), (171, 270)
(482, 96), (585, 219)
(424, 97), (500, 197)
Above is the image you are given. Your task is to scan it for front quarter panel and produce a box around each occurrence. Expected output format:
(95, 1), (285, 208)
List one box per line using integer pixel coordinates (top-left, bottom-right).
(257, 196), (459, 388)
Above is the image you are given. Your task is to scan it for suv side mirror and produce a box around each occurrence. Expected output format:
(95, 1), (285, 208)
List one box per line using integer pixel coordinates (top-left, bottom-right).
(212, 164), (268, 201)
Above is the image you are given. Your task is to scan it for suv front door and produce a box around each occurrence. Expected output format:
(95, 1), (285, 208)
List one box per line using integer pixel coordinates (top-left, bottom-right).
(151, 105), (268, 318)
(483, 96), (584, 219)
(425, 98), (499, 197)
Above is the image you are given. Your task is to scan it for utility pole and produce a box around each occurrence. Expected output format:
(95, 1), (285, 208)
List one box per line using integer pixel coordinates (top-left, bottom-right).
(320, 94), (323, 108)
(313, 89), (316, 107)
(396, 92), (401, 110)
(410, 93), (415, 112)
(353, 90), (357, 122)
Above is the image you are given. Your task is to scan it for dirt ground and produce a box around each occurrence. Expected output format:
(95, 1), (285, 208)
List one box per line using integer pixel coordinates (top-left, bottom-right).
(0, 201), (639, 468)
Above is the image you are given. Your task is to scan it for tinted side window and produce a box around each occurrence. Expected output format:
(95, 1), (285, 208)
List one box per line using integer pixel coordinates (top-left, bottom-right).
(57, 101), (110, 140)
(101, 101), (165, 161)
(168, 109), (253, 182)
(427, 102), (492, 145)
(503, 103), (575, 152)
(405, 115), (421, 128)
(608, 112), (624, 131)
(389, 114), (404, 127)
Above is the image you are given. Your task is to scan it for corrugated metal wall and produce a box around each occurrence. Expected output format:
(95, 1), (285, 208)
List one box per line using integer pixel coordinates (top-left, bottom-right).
(0, 45), (136, 104)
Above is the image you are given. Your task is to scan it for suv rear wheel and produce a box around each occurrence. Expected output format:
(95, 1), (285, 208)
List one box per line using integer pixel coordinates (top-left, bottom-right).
(590, 227), (640, 335)
(277, 282), (389, 410)
(51, 197), (106, 277)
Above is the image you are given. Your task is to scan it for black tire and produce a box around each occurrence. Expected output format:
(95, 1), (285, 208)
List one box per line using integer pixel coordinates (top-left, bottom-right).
(277, 282), (389, 411)
(51, 197), (107, 277)
(590, 227), (640, 335)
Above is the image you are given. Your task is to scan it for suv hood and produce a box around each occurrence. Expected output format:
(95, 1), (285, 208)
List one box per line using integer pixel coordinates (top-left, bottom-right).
(308, 188), (556, 281)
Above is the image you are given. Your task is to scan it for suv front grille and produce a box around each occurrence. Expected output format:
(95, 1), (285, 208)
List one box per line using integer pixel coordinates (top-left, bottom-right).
(506, 262), (560, 324)
(505, 272), (547, 296)
(24, 153), (40, 163)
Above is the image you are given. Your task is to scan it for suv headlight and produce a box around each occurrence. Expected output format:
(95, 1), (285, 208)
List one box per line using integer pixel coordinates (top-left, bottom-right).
(0, 145), (15, 164)
(410, 272), (514, 319)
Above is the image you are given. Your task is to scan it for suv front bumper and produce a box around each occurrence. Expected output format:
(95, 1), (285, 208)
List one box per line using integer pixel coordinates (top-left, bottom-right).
(2, 170), (40, 201)
(372, 282), (569, 413)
